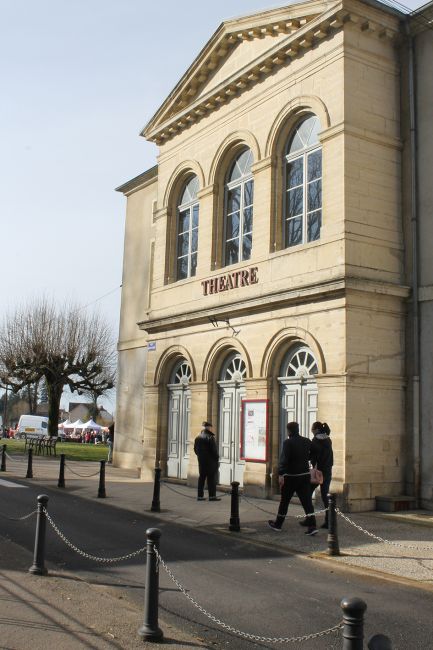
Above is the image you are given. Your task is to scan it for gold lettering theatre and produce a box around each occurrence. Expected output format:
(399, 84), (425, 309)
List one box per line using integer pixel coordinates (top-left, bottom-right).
(115, 0), (433, 512)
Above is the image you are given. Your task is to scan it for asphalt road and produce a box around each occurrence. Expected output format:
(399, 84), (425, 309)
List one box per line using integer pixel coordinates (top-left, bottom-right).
(1, 479), (432, 650)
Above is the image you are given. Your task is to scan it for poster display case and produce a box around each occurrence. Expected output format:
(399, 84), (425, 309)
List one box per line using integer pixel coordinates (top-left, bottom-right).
(240, 399), (268, 462)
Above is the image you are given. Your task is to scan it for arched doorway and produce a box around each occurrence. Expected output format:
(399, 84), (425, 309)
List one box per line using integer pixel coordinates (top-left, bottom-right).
(167, 360), (191, 479)
(218, 353), (246, 486)
(278, 345), (318, 449)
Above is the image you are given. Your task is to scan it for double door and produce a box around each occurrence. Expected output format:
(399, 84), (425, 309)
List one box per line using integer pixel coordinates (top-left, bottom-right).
(167, 385), (191, 479)
(279, 380), (318, 448)
(218, 382), (246, 486)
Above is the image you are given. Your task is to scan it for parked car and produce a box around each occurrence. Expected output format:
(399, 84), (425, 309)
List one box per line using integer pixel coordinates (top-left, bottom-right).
(14, 415), (49, 440)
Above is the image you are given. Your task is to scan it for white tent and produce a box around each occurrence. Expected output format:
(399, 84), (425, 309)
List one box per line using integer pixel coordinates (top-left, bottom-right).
(71, 419), (84, 430)
(82, 419), (101, 431)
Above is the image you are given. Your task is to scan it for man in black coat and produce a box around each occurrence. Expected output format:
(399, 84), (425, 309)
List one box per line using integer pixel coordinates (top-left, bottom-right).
(193, 421), (221, 501)
(268, 421), (317, 535)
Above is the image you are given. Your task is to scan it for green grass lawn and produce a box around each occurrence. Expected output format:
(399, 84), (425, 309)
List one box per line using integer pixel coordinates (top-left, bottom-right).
(0, 439), (109, 462)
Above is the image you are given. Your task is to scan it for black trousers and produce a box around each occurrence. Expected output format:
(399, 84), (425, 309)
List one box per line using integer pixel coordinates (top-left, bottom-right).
(197, 462), (217, 498)
(276, 475), (316, 528)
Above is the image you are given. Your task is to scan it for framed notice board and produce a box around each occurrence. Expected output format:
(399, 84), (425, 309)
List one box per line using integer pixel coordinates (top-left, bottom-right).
(240, 399), (268, 462)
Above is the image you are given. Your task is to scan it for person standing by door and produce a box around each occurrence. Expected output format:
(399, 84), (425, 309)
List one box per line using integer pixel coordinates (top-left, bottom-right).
(268, 421), (317, 535)
(194, 421), (221, 501)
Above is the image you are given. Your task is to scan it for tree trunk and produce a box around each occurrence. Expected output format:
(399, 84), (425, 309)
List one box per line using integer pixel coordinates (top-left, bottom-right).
(46, 381), (63, 437)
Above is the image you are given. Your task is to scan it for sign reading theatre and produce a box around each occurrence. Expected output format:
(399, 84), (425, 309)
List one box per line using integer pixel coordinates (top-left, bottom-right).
(201, 266), (258, 296)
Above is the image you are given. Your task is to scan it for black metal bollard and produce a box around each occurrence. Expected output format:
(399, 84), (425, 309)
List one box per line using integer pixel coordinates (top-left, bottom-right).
(97, 460), (106, 498)
(151, 467), (161, 512)
(26, 448), (33, 479)
(58, 453), (66, 488)
(327, 493), (340, 556)
(341, 597), (367, 650)
(138, 528), (163, 641)
(29, 494), (49, 576)
(1, 444), (6, 471)
(229, 481), (240, 532)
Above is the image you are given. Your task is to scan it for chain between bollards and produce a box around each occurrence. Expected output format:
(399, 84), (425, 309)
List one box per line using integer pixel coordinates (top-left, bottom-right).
(341, 597), (367, 650)
(229, 481), (240, 532)
(327, 493), (340, 556)
(58, 453), (66, 488)
(1, 444), (6, 472)
(97, 460), (106, 498)
(29, 494), (49, 576)
(138, 528), (163, 641)
(151, 466), (161, 512)
(26, 448), (33, 479)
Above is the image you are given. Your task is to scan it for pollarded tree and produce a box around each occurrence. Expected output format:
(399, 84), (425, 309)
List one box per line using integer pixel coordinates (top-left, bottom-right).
(0, 298), (116, 436)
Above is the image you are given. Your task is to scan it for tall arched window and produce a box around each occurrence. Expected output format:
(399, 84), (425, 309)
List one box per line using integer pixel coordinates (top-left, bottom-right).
(176, 175), (199, 280)
(224, 149), (254, 266)
(284, 115), (322, 248)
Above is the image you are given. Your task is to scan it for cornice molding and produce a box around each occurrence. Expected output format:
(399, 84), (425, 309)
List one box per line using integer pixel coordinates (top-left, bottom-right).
(143, 2), (401, 146)
(137, 276), (409, 334)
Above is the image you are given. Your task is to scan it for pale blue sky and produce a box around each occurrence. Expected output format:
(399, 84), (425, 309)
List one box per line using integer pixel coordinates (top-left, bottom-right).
(0, 0), (424, 411)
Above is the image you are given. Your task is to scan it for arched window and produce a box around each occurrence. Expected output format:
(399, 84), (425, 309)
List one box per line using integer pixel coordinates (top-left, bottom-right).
(224, 149), (254, 266)
(176, 176), (199, 281)
(284, 115), (322, 248)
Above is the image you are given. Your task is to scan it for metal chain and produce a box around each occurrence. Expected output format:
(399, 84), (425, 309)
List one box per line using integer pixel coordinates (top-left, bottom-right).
(336, 509), (433, 551)
(43, 508), (147, 563)
(241, 494), (328, 519)
(65, 463), (101, 478)
(161, 481), (228, 500)
(154, 548), (342, 643)
(0, 509), (37, 521)
(5, 452), (26, 463)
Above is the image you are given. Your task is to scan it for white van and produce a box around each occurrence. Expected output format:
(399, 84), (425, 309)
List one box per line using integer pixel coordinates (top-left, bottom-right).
(15, 415), (49, 439)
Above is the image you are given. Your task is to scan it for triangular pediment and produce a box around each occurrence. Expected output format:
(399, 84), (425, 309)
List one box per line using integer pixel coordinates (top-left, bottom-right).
(142, 0), (400, 144)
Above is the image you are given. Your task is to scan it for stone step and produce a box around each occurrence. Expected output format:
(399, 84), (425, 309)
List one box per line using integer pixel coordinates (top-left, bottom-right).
(375, 495), (417, 512)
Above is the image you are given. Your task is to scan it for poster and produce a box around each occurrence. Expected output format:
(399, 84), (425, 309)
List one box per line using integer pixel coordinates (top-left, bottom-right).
(241, 399), (268, 462)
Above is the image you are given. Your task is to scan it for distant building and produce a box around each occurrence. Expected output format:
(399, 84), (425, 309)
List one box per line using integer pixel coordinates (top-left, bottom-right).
(115, 0), (433, 511)
(68, 403), (91, 422)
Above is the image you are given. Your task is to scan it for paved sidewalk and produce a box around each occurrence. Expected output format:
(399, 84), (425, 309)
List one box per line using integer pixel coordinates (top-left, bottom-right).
(2, 453), (433, 648)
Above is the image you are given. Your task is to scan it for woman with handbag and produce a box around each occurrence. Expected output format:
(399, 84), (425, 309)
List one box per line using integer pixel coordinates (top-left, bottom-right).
(301, 421), (333, 529)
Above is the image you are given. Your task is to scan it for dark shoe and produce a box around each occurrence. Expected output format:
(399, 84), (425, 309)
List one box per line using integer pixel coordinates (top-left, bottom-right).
(320, 522), (328, 529)
(298, 518), (309, 527)
(305, 528), (318, 536)
(209, 496), (221, 501)
(197, 496), (206, 501)
(268, 520), (282, 531)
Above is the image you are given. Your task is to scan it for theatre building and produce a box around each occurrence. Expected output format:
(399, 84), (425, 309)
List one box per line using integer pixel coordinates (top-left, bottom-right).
(115, 0), (433, 510)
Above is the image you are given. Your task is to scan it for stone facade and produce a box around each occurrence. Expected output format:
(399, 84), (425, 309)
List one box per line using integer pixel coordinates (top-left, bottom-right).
(115, 0), (433, 510)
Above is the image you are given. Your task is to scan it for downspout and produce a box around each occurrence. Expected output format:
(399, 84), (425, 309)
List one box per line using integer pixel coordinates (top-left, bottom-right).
(405, 20), (420, 506)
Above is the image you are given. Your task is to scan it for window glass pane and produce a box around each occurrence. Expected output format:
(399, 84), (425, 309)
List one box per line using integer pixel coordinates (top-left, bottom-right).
(242, 234), (252, 260)
(180, 175), (199, 205)
(308, 150), (322, 182)
(228, 186), (241, 213)
(307, 180), (322, 211)
(192, 204), (199, 228)
(288, 132), (303, 155)
(237, 148), (253, 176)
(225, 239), (239, 265)
(191, 228), (198, 253)
(190, 253), (197, 277)
(286, 216), (303, 247)
(286, 187), (303, 218)
(177, 257), (188, 280)
(286, 158), (303, 188)
(307, 210), (322, 242)
(178, 209), (189, 233)
(243, 206), (253, 234)
(244, 180), (254, 207)
(177, 232), (189, 257)
(226, 212), (240, 240)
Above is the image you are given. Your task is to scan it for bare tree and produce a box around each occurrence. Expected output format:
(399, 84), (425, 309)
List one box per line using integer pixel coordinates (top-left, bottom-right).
(0, 298), (116, 436)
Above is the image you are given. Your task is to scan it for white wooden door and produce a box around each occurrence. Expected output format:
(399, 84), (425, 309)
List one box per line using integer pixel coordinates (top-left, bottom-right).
(217, 354), (247, 487)
(166, 361), (191, 479)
